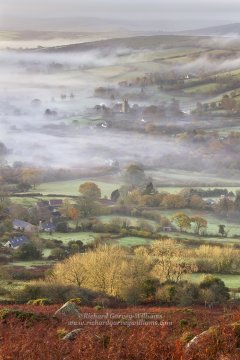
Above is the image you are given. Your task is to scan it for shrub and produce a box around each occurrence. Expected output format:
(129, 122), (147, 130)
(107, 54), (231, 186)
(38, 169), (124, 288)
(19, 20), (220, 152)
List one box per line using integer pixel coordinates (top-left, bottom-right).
(9, 267), (46, 281)
(13, 283), (116, 305)
(180, 331), (195, 344)
(179, 319), (188, 327)
(56, 327), (68, 339)
(156, 281), (199, 306)
(0, 286), (10, 296)
(27, 298), (52, 306)
(0, 308), (46, 322)
(199, 275), (230, 304)
(13, 242), (42, 261)
(68, 298), (81, 304)
(12, 284), (42, 302)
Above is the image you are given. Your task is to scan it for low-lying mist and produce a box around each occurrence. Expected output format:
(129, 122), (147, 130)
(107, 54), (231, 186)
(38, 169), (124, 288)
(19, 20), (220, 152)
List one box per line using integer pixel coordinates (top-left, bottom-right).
(0, 46), (185, 170)
(1, 40), (240, 177)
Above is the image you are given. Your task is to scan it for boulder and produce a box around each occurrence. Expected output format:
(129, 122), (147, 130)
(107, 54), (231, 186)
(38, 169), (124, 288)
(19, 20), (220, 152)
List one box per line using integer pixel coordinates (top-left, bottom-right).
(54, 301), (81, 318)
(185, 330), (209, 351)
(62, 328), (82, 341)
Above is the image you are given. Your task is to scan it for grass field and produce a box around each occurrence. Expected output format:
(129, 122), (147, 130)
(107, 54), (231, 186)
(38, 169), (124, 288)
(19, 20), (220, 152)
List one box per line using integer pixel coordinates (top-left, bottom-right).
(184, 83), (218, 94)
(10, 260), (55, 268)
(40, 231), (99, 244)
(149, 169), (240, 186)
(34, 179), (119, 198)
(10, 197), (38, 206)
(185, 273), (240, 289)
(117, 236), (150, 246)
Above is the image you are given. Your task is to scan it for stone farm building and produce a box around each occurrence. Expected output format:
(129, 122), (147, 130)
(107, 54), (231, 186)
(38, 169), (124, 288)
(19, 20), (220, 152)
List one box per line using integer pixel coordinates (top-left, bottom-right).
(12, 219), (36, 232)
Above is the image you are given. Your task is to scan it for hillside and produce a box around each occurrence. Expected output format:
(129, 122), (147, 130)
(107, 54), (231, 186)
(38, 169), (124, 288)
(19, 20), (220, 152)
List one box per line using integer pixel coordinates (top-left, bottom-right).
(181, 23), (240, 36)
(0, 304), (239, 360)
(35, 34), (207, 53)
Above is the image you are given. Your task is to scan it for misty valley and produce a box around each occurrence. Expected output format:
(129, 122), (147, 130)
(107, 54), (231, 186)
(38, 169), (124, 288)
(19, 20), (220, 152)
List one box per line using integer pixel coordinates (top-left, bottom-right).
(2, 35), (240, 185)
(1, 28), (240, 360)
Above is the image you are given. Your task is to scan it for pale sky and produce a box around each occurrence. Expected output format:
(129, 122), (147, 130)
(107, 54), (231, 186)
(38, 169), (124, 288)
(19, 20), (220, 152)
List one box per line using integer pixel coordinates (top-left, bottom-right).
(1, 0), (240, 31)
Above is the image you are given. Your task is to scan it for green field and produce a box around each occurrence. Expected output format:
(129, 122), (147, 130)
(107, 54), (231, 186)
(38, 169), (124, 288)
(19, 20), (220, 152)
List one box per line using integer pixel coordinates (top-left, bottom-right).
(184, 83), (218, 94)
(34, 179), (119, 198)
(10, 197), (38, 206)
(40, 231), (99, 244)
(185, 273), (240, 289)
(10, 260), (55, 268)
(117, 237), (150, 247)
(150, 169), (240, 186)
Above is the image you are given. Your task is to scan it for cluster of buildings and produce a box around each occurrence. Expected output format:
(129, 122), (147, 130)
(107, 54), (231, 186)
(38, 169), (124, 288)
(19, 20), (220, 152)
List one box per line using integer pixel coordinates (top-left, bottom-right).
(94, 98), (131, 115)
(4, 199), (64, 249)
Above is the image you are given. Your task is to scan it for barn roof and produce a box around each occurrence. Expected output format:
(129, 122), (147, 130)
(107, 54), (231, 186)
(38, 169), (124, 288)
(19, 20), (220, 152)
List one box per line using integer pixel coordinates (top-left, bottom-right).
(8, 235), (28, 248)
(13, 219), (33, 229)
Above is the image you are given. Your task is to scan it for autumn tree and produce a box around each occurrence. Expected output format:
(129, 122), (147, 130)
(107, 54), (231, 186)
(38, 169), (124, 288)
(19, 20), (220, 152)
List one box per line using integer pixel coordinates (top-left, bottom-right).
(68, 207), (80, 229)
(50, 253), (87, 287)
(60, 200), (81, 227)
(50, 245), (152, 302)
(189, 195), (205, 209)
(171, 212), (191, 232)
(51, 245), (127, 296)
(191, 216), (208, 235)
(124, 189), (141, 205)
(150, 239), (197, 282)
(161, 194), (187, 209)
(79, 182), (101, 201)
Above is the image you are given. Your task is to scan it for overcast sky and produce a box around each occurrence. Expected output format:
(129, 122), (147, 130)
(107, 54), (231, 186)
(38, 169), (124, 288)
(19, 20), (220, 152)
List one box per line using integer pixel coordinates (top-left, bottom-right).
(1, 0), (240, 31)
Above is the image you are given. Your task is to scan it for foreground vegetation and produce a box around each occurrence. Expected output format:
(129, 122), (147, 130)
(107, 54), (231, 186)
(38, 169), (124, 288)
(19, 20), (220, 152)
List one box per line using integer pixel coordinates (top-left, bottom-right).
(0, 303), (239, 360)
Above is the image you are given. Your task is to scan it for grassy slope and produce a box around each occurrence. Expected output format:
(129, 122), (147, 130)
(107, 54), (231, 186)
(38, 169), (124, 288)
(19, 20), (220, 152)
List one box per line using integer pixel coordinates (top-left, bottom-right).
(34, 179), (119, 198)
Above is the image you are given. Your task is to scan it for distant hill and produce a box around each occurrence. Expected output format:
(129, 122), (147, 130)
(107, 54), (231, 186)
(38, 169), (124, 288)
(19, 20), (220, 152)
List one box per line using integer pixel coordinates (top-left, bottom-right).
(35, 34), (206, 53)
(180, 23), (240, 36)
